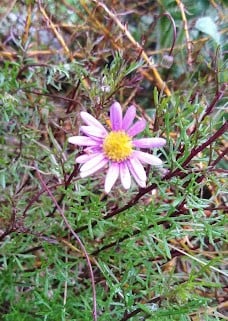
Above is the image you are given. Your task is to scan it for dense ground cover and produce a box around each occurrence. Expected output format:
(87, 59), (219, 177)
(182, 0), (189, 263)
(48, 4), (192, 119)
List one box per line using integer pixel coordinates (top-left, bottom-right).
(0, 1), (227, 320)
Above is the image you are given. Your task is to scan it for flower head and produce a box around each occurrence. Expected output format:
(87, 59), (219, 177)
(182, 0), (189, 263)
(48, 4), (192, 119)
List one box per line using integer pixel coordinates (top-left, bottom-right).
(68, 102), (166, 193)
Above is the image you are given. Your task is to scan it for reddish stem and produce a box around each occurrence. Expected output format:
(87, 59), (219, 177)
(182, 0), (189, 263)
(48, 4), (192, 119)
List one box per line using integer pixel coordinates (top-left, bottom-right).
(34, 163), (97, 321)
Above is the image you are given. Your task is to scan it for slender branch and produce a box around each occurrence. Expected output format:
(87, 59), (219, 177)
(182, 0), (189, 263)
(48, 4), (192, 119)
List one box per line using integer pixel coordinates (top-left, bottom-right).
(201, 84), (226, 122)
(34, 163), (97, 321)
(38, 0), (72, 60)
(16, 63), (50, 79)
(181, 121), (227, 168)
(48, 164), (79, 217)
(210, 147), (228, 167)
(21, 89), (78, 102)
(22, 165), (79, 219)
(176, 0), (193, 68)
(190, 84), (227, 135)
(162, 12), (177, 56)
(22, 2), (32, 47)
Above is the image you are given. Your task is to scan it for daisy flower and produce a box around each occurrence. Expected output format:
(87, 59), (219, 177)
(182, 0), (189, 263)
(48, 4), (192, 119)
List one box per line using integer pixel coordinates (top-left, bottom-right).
(68, 102), (166, 193)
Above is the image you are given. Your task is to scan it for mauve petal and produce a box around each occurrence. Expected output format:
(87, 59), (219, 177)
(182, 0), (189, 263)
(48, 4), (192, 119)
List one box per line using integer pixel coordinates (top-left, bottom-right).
(105, 163), (119, 193)
(133, 150), (163, 166)
(127, 119), (146, 137)
(122, 105), (136, 130)
(119, 162), (131, 189)
(133, 137), (166, 148)
(127, 158), (146, 188)
(110, 101), (122, 130)
(76, 153), (100, 164)
(80, 153), (106, 171)
(84, 146), (102, 154)
(130, 157), (146, 181)
(80, 111), (106, 131)
(80, 158), (108, 178)
(68, 136), (100, 146)
(81, 125), (107, 138)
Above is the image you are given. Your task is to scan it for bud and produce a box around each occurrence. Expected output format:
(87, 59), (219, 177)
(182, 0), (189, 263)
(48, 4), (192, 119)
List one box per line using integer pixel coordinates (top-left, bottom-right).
(161, 54), (174, 69)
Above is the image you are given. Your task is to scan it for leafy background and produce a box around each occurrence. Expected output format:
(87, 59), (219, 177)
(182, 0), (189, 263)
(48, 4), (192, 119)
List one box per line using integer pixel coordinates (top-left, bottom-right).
(0, 1), (227, 321)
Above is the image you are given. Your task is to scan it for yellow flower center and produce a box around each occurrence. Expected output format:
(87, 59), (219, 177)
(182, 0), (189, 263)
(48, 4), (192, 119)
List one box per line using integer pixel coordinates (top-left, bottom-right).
(103, 131), (133, 161)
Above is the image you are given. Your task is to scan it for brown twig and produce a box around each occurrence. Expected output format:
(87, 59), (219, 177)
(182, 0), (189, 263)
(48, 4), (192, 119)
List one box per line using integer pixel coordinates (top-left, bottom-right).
(176, 0), (193, 69)
(38, 0), (73, 60)
(22, 2), (32, 47)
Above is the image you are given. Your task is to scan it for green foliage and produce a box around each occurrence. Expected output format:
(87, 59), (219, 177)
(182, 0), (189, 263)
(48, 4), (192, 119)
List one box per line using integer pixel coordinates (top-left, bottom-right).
(195, 17), (221, 44)
(0, 0), (227, 321)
